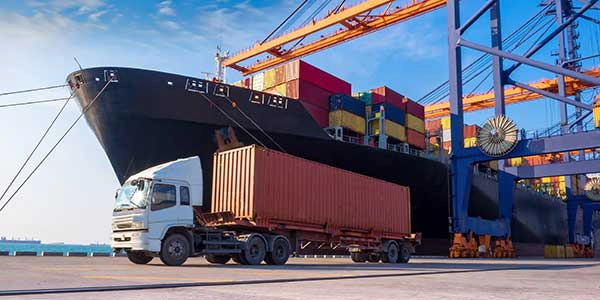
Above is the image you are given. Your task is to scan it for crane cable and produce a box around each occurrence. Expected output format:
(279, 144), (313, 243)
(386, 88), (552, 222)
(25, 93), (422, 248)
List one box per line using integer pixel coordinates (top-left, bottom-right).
(261, 0), (311, 44)
(0, 84), (67, 97)
(0, 80), (113, 214)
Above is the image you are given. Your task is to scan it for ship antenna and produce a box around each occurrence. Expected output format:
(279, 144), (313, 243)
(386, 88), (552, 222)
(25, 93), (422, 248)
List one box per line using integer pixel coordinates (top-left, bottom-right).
(215, 45), (230, 83)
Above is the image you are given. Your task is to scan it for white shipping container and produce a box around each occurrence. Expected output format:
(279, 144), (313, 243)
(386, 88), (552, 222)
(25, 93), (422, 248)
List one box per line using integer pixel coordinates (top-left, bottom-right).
(252, 72), (264, 91)
(442, 129), (452, 142)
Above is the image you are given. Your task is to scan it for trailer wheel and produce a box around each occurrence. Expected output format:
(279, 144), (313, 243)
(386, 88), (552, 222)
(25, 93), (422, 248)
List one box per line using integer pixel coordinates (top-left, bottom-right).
(205, 254), (231, 264)
(397, 245), (411, 263)
(351, 252), (367, 263)
(381, 242), (399, 263)
(265, 237), (290, 265)
(241, 235), (266, 265)
(126, 251), (153, 264)
(159, 233), (190, 266)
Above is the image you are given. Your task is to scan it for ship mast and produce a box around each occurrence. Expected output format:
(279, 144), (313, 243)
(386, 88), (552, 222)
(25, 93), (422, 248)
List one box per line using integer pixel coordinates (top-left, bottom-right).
(215, 45), (230, 83)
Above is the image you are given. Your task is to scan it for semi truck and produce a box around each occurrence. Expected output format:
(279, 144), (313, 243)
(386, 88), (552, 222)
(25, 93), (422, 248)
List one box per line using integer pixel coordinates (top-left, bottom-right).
(111, 145), (420, 266)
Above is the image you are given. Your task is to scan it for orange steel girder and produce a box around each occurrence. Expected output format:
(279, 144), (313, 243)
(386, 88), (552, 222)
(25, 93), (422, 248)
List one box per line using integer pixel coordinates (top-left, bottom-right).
(425, 67), (600, 119)
(224, 0), (446, 75)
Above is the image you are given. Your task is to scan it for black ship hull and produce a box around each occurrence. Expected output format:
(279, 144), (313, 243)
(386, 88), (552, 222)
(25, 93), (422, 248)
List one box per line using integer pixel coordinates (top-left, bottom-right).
(68, 67), (567, 255)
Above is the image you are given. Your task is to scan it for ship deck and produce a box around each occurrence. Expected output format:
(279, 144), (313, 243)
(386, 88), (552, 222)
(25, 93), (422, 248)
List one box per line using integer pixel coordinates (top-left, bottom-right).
(1, 256), (598, 299)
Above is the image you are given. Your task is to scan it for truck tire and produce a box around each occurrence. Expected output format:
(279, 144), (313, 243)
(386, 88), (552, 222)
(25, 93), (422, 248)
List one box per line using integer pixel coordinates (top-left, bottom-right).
(381, 242), (399, 263)
(367, 253), (380, 263)
(241, 235), (266, 265)
(351, 252), (367, 263)
(126, 251), (153, 264)
(232, 254), (247, 265)
(205, 254), (231, 264)
(397, 245), (411, 263)
(265, 237), (290, 265)
(159, 233), (190, 266)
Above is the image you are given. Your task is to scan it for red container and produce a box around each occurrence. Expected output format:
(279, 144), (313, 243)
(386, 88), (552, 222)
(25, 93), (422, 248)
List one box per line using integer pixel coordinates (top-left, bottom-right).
(285, 60), (351, 95)
(463, 125), (480, 139)
(406, 128), (425, 149)
(300, 101), (329, 128)
(426, 119), (441, 131)
(212, 145), (411, 235)
(371, 86), (407, 110)
(286, 79), (333, 110)
(403, 99), (425, 119)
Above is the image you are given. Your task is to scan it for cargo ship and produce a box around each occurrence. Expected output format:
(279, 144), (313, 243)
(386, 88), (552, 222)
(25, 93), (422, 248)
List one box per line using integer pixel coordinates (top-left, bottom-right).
(67, 62), (567, 255)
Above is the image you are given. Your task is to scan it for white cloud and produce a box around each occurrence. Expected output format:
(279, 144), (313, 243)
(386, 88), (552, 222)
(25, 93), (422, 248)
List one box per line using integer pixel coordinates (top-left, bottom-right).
(160, 20), (181, 31)
(157, 0), (176, 16)
(89, 9), (108, 22)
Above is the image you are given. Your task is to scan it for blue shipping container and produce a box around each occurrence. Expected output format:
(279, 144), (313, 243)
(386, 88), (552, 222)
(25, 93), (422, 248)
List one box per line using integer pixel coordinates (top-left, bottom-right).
(329, 94), (366, 117)
(371, 103), (406, 125)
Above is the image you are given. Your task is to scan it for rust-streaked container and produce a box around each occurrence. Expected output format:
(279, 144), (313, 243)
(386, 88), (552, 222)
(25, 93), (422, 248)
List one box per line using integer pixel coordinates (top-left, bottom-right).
(211, 145), (411, 234)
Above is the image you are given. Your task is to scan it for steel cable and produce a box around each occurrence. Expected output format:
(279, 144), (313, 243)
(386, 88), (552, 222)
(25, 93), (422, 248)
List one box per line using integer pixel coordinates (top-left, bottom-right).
(0, 80), (113, 214)
(0, 97), (69, 109)
(0, 84), (67, 97)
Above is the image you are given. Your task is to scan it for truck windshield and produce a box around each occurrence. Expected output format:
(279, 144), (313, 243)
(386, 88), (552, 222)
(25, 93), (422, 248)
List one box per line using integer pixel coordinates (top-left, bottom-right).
(115, 180), (149, 210)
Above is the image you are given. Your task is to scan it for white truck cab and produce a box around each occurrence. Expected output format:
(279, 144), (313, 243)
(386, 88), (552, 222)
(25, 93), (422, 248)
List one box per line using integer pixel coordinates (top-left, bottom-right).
(111, 157), (203, 265)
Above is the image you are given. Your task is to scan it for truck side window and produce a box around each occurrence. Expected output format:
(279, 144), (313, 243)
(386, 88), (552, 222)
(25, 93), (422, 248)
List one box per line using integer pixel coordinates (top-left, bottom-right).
(180, 186), (190, 206)
(151, 184), (176, 211)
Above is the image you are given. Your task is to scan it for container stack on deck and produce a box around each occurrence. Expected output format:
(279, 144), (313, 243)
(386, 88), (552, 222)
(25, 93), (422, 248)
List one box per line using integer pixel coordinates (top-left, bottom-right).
(232, 60), (351, 129)
(328, 94), (367, 136)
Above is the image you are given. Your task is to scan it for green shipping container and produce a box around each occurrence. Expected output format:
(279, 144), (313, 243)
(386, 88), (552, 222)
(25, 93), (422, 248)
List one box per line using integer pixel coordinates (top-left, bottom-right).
(353, 91), (372, 105)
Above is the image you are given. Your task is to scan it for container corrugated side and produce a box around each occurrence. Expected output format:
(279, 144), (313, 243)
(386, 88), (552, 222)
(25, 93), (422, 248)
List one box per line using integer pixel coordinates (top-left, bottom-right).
(252, 73), (264, 91)
(426, 119), (441, 131)
(263, 68), (277, 90)
(300, 101), (329, 128)
(287, 79), (333, 110)
(212, 145), (411, 234)
(403, 99), (425, 119)
(406, 113), (425, 134)
(371, 119), (406, 142)
(406, 128), (425, 149)
(441, 117), (450, 130)
(371, 86), (407, 110)
(329, 110), (366, 134)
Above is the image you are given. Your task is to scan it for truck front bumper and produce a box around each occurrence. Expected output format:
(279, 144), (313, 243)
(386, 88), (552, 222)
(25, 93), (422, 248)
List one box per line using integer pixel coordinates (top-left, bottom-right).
(111, 230), (161, 252)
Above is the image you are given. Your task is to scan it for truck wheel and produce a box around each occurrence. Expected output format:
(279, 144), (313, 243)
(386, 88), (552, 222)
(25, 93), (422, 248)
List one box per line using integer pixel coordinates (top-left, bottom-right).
(265, 238), (290, 265)
(126, 251), (153, 264)
(159, 233), (190, 266)
(367, 253), (380, 263)
(205, 254), (231, 264)
(397, 245), (411, 263)
(381, 242), (399, 263)
(351, 252), (367, 263)
(241, 235), (266, 265)
(232, 254), (247, 265)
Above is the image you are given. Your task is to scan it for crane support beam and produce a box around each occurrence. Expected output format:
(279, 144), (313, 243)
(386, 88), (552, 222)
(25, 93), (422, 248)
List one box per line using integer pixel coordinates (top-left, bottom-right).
(424, 67), (600, 119)
(224, 0), (446, 75)
(504, 159), (600, 178)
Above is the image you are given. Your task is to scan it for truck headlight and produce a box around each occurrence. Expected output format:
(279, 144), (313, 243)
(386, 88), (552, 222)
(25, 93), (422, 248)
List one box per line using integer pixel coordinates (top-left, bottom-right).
(131, 221), (145, 229)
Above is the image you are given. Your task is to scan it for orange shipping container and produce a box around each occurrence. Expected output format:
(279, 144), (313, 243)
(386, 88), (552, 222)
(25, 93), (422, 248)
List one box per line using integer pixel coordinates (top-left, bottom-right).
(212, 145), (411, 234)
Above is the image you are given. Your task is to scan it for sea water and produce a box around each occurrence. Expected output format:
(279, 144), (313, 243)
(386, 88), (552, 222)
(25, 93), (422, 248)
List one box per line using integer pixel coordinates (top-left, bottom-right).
(0, 242), (113, 256)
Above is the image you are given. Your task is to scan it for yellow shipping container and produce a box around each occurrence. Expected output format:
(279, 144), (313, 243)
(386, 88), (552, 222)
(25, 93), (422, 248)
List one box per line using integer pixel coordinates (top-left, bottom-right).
(329, 110), (366, 135)
(263, 68), (277, 89)
(406, 113), (425, 134)
(510, 157), (523, 166)
(371, 119), (407, 142)
(274, 83), (287, 96)
(594, 106), (600, 128)
(542, 177), (551, 183)
(544, 245), (566, 258)
(464, 137), (477, 148)
(441, 117), (451, 130)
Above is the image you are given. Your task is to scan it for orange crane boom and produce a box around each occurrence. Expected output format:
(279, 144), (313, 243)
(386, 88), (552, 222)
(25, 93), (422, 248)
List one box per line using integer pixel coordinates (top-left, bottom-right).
(224, 0), (446, 75)
(424, 67), (600, 119)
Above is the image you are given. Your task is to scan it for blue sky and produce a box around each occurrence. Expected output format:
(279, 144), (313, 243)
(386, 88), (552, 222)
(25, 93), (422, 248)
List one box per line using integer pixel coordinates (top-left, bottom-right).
(0, 0), (598, 243)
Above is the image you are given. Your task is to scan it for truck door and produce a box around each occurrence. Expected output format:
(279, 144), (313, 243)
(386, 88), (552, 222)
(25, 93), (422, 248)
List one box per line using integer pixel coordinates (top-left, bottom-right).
(148, 182), (190, 239)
